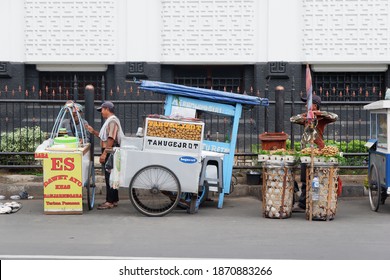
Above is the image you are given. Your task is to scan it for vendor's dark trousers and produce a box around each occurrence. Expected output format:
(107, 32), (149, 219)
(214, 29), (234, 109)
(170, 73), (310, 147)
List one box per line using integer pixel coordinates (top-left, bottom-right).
(298, 163), (307, 209)
(104, 151), (119, 204)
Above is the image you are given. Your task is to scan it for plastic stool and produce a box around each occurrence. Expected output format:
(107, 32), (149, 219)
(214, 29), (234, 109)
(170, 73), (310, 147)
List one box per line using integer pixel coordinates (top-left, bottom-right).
(199, 156), (224, 208)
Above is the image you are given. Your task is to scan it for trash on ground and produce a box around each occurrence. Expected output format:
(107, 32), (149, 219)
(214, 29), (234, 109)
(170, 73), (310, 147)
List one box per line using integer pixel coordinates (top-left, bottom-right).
(0, 201), (22, 214)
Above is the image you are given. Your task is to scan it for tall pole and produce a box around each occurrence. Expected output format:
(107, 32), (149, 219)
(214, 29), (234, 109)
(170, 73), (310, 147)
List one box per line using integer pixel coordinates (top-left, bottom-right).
(85, 84), (95, 161)
(275, 85), (285, 132)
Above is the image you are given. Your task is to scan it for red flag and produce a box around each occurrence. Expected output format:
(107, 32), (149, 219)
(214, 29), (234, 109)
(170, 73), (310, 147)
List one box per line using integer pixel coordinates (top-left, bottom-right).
(306, 64), (314, 119)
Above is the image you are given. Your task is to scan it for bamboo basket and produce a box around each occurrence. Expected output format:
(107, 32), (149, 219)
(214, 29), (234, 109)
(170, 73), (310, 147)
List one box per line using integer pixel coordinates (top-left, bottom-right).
(306, 163), (339, 221)
(262, 163), (295, 219)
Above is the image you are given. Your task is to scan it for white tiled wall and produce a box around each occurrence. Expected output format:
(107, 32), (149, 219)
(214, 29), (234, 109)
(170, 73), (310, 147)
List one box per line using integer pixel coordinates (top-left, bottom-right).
(160, 0), (257, 62)
(24, 0), (117, 62)
(302, 0), (390, 62)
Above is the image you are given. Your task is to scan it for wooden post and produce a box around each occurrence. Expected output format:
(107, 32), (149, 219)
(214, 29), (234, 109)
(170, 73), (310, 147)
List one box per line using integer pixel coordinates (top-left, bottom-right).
(326, 167), (334, 221)
(279, 166), (288, 219)
(309, 141), (315, 222)
(262, 165), (266, 217)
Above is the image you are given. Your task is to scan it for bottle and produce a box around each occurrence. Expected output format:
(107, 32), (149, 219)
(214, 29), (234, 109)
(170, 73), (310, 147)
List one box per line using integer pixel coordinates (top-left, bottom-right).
(225, 129), (230, 143)
(206, 130), (211, 140)
(312, 176), (320, 201)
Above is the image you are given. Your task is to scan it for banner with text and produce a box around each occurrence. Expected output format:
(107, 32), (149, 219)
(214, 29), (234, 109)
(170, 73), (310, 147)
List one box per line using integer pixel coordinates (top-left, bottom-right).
(43, 152), (83, 214)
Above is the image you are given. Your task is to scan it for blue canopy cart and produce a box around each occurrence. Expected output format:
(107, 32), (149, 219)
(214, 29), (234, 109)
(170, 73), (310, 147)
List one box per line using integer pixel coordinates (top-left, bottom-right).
(139, 81), (269, 210)
(112, 81), (268, 216)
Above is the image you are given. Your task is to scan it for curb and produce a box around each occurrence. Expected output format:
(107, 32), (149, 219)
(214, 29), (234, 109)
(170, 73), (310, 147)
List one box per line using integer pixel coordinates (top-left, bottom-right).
(0, 174), (366, 199)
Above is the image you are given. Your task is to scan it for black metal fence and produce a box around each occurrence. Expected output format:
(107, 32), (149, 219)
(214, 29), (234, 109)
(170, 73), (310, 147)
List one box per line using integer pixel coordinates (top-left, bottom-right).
(0, 87), (371, 169)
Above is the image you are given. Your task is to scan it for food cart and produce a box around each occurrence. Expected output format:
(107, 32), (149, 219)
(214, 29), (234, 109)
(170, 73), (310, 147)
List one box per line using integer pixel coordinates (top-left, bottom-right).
(364, 100), (390, 211)
(35, 102), (95, 214)
(111, 80), (268, 216)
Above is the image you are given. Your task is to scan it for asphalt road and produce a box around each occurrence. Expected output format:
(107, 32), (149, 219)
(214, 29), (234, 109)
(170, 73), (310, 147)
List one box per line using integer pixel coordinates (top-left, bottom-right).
(1, 195), (390, 260)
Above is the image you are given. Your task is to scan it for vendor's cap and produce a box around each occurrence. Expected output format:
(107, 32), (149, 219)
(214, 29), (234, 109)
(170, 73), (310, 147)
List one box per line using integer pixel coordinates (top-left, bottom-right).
(97, 101), (114, 112)
(301, 94), (321, 106)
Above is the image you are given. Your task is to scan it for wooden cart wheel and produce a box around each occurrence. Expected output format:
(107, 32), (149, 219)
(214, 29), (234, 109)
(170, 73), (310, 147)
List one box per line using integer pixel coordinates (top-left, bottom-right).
(368, 163), (381, 212)
(85, 162), (96, 210)
(129, 165), (181, 217)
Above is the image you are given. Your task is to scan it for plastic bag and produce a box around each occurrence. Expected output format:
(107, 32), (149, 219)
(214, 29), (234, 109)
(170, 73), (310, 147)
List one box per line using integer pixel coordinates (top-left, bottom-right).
(337, 176), (343, 196)
(105, 153), (114, 171)
(109, 150), (121, 189)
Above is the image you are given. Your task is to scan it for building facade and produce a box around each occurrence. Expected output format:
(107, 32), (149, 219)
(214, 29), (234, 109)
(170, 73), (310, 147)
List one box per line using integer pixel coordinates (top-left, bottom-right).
(1, 0), (389, 102)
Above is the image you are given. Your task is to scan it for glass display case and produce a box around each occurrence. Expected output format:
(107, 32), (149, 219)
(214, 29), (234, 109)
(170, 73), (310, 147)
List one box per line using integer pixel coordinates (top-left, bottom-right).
(365, 100), (390, 152)
(371, 112), (388, 150)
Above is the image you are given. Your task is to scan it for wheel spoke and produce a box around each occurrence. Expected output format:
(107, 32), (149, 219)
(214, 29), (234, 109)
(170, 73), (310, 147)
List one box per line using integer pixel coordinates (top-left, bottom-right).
(130, 165), (181, 216)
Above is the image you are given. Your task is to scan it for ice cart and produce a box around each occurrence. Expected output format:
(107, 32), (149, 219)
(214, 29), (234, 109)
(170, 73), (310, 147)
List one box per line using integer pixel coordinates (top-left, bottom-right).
(112, 116), (204, 216)
(111, 81), (268, 216)
(34, 102), (95, 214)
(364, 100), (390, 211)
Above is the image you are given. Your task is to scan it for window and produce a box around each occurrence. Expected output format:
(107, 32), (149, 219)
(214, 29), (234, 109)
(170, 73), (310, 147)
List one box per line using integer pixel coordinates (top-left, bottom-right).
(313, 72), (385, 101)
(173, 65), (244, 93)
(39, 72), (105, 100)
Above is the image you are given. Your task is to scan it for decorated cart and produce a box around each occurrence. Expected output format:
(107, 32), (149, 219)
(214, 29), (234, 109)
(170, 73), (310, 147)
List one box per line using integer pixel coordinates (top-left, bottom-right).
(259, 155), (297, 219)
(34, 101), (95, 214)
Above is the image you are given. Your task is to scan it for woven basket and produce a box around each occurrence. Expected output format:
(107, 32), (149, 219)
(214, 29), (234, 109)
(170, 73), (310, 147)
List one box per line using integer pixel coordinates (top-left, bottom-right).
(262, 164), (295, 219)
(306, 164), (339, 221)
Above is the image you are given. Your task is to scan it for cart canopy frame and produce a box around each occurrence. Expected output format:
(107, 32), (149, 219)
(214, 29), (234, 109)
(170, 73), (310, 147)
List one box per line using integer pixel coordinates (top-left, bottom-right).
(140, 80), (269, 208)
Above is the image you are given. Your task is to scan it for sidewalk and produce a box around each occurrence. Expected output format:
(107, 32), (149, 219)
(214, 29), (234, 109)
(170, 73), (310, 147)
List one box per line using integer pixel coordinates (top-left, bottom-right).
(0, 170), (367, 199)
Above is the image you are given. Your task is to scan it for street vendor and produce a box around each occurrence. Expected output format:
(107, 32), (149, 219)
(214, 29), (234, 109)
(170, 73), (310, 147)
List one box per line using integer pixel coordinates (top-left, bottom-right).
(290, 95), (338, 211)
(60, 100), (90, 143)
(85, 101), (124, 210)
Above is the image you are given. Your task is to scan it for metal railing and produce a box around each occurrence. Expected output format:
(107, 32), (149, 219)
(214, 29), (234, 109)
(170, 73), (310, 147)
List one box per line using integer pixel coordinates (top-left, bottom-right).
(0, 95), (371, 170)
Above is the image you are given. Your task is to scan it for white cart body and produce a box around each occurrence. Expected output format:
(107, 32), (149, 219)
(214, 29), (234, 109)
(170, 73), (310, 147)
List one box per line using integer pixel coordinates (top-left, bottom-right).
(114, 117), (204, 194)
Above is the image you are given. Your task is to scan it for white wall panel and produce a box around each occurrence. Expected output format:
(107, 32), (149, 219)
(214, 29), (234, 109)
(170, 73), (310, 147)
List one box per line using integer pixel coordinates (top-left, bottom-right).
(256, 0), (268, 62)
(24, 0), (117, 63)
(0, 0), (24, 61)
(125, 0), (161, 62)
(302, 0), (390, 63)
(160, 0), (258, 63)
(267, 0), (302, 62)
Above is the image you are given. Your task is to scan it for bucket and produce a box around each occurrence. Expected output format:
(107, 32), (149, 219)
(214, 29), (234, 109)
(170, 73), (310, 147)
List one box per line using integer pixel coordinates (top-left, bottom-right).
(259, 132), (288, 151)
(58, 128), (68, 137)
(262, 164), (294, 219)
(53, 135), (78, 148)
(246, 171), (261, 185)
(306, 164), (339, 221)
